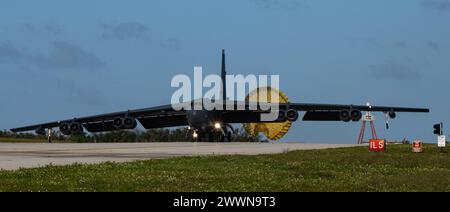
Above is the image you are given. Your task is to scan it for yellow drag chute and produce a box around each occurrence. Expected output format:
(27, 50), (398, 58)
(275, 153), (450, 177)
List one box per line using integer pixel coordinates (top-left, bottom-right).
(243, 86), (293, 140)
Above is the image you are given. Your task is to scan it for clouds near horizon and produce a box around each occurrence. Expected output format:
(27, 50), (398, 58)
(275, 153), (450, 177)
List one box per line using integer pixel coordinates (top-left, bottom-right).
(101, 21), (150, 41)
(421, 0), (450, 11)
(0, 40), (105, 71)
(368, 60), (422, 82)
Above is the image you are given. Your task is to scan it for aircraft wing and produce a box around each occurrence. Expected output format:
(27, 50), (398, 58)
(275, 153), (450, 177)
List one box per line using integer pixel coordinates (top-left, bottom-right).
(284, 103), (429, 113)
(223, 101), (429, 112)
(286, 103), (429, 121)
(11, 100), (429, 133)
(10, 104), (188, 133)
(221, 101), (429, 122)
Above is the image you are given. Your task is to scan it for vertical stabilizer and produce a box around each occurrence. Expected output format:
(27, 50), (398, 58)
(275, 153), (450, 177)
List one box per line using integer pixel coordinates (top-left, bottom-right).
(221, 49), (227, 102)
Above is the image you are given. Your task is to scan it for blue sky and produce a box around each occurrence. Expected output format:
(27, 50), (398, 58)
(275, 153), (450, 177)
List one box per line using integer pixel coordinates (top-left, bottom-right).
(0, 0), (449, 143)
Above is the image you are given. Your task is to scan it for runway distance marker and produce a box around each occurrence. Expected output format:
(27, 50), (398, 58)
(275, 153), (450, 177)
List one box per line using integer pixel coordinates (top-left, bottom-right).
(412, 140), (423, 153)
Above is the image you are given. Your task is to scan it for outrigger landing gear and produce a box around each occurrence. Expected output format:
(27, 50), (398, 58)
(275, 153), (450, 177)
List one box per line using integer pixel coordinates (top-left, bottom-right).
(217, 130), (232, 142)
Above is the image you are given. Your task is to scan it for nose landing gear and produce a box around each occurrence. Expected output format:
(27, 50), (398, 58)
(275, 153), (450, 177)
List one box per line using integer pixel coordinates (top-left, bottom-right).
(188, 126), (233, 142)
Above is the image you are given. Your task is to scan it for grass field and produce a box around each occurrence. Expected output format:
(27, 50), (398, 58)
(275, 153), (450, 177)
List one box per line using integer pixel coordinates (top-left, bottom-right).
(0, 144), (449, 192)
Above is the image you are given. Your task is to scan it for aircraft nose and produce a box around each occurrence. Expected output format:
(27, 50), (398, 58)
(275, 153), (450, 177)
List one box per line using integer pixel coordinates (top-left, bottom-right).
(187, 110), (209, 129)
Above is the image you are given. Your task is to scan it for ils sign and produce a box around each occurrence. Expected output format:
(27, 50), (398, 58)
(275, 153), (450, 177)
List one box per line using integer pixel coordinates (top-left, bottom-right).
(369, 139), (385, 152)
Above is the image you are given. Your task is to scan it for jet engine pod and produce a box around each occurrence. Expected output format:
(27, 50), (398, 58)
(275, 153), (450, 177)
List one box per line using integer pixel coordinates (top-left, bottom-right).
(69, 122), (83, 134)
(59, 123), (71, 135)
(339, 110), (351, 122)
(388, 110), (396, 119)
(123, 116), (137, 129)
(286, 109), (299, 122)
(350, 109), (362, 121)
(113, 117), (123, 129)
(35, 127), (46, 135)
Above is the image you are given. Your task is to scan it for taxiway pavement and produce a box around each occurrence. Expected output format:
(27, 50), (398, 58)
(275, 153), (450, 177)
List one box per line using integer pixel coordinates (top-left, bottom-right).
(0, 142), (362, 170)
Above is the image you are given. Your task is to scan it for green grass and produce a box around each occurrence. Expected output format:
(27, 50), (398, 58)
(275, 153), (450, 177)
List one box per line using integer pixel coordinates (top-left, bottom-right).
(0, 144), (449, 192)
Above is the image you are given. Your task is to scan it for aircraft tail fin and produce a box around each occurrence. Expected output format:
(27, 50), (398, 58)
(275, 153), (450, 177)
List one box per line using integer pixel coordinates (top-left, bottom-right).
(221, 49), (227, 102)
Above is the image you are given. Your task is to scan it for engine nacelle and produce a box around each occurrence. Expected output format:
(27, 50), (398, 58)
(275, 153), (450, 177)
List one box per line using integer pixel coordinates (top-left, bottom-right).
(286, 109), (299, 122)
(113, 117), (123, 129)
(69, 122), (83, 134)
(59, 123), (71, 135)
(113, 116), (137, 129)
(388, 111), (396, 119)
(123, 116), (137, 129)
(339, 110), (351, 122)
(350, 109), (362, 121)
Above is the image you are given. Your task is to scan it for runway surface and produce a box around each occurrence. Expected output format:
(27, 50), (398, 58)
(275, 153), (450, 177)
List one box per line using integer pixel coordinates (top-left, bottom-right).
(0, 142), (362, 170)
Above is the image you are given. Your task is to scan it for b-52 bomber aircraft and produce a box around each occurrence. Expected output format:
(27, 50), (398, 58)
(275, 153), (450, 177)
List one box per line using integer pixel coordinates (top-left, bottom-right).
(11, 50), (429, 142)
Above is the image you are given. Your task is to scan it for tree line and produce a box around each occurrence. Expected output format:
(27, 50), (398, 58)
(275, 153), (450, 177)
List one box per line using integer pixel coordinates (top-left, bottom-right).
(0, 127), (267, 143)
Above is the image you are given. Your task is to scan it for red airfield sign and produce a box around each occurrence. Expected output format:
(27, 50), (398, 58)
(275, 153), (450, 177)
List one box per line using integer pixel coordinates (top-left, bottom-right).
(369, 139), (385, 152)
